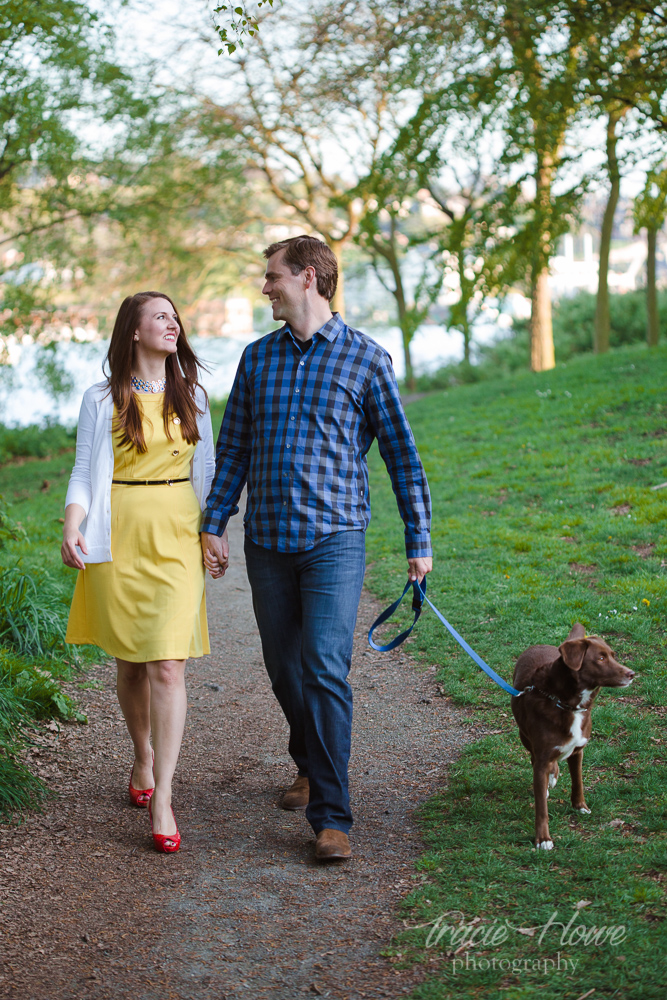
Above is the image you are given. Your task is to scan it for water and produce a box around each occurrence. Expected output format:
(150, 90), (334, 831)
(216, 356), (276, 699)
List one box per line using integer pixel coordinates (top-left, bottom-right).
(0, 322), (500, 427)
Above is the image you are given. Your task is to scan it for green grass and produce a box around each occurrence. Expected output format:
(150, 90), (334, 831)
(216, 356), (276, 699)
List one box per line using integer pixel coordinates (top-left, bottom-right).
(365, 343), (667, 999)
(0, 453), (96, 816)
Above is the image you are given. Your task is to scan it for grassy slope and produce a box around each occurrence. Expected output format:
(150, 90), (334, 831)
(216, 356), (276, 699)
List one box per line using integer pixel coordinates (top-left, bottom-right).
(364, 344), (667, 999)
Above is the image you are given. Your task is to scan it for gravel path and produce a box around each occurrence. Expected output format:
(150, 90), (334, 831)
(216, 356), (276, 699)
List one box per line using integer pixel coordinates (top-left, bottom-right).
(0, 512), (480, 1000)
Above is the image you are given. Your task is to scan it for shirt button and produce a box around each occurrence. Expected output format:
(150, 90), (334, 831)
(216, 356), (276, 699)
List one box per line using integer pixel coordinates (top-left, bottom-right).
(286, 444), (291, 449)
(290, 416), (295, 420)
(295, 388), (300, 393)
(283, 501), (287, 505)
(300, 361), (305, 366)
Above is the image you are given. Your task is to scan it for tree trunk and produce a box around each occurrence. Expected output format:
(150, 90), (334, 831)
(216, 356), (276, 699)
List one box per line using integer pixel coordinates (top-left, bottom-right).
(531, 152), (556, 372)
(329, 241), (345, 318)
(458, 252), (471, 363)
(531, 268), (555, 372)
(394, 285), (416, 391)
(595, 106), (625, 353)
(462, 315), (471, 363)
(401, 322), (415, 390)
(384, 219), (416, 390)
(647, 226), (659, 347)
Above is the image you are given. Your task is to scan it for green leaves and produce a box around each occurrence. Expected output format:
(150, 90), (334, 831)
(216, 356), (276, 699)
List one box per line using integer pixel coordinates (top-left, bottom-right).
(213, 0), (274, 54)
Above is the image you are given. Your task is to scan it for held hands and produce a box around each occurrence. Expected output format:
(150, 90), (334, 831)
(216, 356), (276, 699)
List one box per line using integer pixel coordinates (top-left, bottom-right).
(201, 529), (230, 578)
(408, 556), (432, 585)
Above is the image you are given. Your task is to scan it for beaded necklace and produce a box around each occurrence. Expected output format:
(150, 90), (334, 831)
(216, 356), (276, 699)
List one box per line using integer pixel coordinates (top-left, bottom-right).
(131, 374), (166, 393)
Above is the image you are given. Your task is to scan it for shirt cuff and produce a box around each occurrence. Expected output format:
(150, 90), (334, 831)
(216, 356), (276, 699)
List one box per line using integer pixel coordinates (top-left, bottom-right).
(405, 532), (432, 560)
(200, 508), (230, 536)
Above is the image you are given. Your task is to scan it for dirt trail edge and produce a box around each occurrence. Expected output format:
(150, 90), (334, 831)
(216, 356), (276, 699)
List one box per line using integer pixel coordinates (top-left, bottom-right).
(1, 512), (481, 1000)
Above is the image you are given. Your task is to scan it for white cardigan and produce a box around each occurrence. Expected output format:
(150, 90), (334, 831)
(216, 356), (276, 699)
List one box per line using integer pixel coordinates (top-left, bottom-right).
(65, 381), (215, 563)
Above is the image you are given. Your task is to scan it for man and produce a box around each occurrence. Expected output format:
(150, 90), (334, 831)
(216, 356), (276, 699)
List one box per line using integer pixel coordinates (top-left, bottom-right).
(201, 235), (432, 860)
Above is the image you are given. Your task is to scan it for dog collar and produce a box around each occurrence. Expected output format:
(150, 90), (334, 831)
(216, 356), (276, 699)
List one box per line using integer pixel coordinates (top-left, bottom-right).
(520, 686), (588, 712)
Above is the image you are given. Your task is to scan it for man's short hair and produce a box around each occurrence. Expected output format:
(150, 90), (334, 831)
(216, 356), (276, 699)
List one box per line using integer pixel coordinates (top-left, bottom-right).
(263, 235), (338, 303)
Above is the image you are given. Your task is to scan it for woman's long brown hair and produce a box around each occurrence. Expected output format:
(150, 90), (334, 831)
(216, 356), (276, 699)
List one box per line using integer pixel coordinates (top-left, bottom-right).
(104, 291), (208, 452)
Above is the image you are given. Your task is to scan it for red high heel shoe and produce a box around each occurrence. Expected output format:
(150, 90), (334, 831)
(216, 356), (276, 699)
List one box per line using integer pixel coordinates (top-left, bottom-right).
(148, 800), (181, 853)
(129, 750), (154, 808)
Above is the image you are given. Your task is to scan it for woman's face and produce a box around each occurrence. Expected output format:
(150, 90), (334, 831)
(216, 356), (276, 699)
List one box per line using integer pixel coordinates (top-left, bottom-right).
(134, 298), (180, 361)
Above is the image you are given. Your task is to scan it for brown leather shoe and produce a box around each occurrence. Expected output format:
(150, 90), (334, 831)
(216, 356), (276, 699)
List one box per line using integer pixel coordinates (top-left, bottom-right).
(315, 829), (352, 860)
(281, 775), (309, 811)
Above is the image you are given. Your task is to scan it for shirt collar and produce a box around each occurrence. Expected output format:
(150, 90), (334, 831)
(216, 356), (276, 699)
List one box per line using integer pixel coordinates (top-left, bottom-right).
(283, 312), (345, 345)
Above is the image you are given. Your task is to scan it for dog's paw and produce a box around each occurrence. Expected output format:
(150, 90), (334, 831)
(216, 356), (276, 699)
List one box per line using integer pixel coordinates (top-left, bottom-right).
(548, 772), (559, 789)
(536, 839), (554, 850)
(578, 806), (591, 814)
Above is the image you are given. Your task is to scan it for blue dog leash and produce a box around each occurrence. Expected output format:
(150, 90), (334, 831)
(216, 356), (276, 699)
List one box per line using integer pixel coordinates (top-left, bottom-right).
(368, 578), (523, 698)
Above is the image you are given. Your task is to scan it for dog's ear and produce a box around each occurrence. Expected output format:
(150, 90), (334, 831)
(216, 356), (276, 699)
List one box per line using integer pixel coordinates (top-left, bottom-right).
(567, 622), (586, 641)
(559, 638), (587, 671)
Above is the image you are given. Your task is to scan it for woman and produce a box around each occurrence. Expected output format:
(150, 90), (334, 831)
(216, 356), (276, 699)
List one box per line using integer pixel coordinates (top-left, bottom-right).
(61, 291), (222, 853)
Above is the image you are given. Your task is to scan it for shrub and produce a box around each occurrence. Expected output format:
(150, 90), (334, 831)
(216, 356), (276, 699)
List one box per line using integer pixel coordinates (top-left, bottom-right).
(0, 422), (76, 466)
(410, 290), (666, 389)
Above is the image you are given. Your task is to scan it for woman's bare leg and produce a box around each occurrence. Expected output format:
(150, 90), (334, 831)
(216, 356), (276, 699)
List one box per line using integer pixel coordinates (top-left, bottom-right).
(116, 658), (153, 790)
(145, 658), (187, 837)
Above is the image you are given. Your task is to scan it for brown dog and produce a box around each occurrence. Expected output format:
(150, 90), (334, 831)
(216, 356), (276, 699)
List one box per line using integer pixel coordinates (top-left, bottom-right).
(511, 623), (635, 850)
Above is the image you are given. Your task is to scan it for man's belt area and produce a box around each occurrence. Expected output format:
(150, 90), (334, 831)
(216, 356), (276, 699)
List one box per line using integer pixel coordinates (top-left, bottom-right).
(112, 478), (190, 486)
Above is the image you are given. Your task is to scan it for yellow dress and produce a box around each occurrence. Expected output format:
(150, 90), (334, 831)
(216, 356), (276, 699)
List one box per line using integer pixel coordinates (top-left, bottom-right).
(66, 394), (209, 661)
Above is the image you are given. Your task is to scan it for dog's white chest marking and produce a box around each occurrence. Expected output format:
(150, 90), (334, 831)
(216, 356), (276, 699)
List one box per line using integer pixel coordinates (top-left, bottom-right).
(555, 691), (592, 761)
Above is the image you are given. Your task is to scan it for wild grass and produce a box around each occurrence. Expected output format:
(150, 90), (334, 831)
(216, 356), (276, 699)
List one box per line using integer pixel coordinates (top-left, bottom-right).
(0, 675), (48, 817)
(0, 567), (73, 661)
(365, 343), (667, 999)
(0, 472), (93, 816)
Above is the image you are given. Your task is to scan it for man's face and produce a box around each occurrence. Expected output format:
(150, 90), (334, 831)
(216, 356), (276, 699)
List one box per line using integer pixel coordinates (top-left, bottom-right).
(262, 249), (308, 323)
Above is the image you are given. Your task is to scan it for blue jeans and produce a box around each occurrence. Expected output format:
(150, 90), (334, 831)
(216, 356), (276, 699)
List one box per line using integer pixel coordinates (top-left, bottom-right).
(244, 530), (366, 834)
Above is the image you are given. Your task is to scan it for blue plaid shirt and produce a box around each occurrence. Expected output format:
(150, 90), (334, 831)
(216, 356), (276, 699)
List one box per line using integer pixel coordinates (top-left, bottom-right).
(201, 313), (431, 558)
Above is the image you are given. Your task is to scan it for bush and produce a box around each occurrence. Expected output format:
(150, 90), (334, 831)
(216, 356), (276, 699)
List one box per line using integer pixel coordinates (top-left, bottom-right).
(0, 422), (76, 466)
(410, 289), (666, 389)
(488, 289), (667, 367)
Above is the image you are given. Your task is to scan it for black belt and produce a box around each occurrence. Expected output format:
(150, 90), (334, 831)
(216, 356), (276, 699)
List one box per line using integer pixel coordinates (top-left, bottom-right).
(112, 478), (190, 486)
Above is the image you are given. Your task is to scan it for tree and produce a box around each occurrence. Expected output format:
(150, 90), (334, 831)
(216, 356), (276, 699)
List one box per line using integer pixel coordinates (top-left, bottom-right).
(0, 0), (151, 340)
(354, 189), (441, 390)
(634, 166), (667, 347)
(593, 104), (629, 353)
(205, 1), (441, 318)
(425, 113), (520, 366)
(0, 1), (145, 236)
(411, 1), (591, 372)
(0, 2), (253, 348)
(568, 2), (667, 352)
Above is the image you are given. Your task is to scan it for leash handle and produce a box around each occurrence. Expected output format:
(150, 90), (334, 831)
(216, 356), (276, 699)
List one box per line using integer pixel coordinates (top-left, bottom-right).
(367, 578), (426, 652)
(368, 578), (522, 697)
